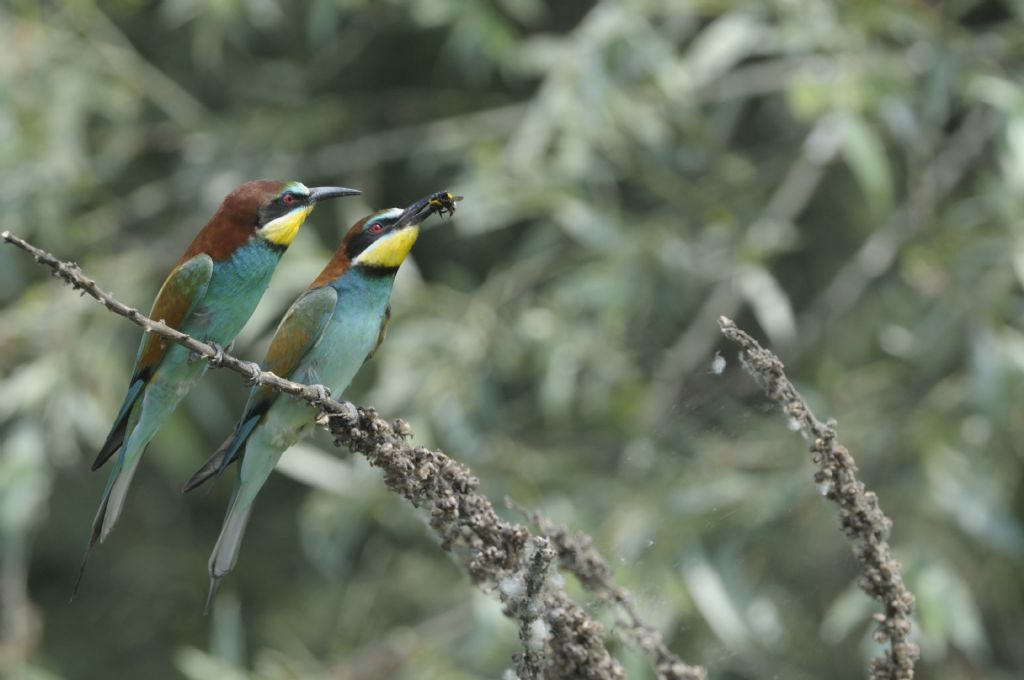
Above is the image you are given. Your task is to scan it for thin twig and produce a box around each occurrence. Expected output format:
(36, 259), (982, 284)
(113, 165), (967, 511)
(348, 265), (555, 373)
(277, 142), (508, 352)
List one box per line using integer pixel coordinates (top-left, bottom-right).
(5, 230), (702, 679)
(718, 316), (918, 680)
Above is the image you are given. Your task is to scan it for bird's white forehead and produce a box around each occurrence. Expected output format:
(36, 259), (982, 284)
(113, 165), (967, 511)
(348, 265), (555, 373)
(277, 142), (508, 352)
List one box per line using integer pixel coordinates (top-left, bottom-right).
(284, 181), (310, 195)
(366, 207), (403, 226)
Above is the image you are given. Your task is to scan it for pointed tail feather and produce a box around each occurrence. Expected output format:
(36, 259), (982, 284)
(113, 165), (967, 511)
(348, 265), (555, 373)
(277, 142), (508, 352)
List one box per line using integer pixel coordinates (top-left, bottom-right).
(98, 454), (143, 544)
(183, 435), (235, 493)
(92, 429), (125, 472)
(69, 551), (91, 603)
(71, 449), (141, 600)
(210, 493), (252, 577)
(204, 573), (223, 616)
(69, 498), (107, 602)
(183, 416), (260, 493)
(92, 379), (145, 470)
(205, 490), (253, 612)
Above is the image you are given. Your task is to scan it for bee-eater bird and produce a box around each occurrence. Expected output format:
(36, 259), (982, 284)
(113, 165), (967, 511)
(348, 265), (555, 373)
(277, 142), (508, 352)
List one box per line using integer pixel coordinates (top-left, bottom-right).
(78, 180), (359, 591)
(184, 191), (459, 609)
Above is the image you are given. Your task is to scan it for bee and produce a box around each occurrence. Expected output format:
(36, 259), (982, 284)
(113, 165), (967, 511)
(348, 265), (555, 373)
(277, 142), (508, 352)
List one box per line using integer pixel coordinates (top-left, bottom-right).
(428, 191), (463, 218)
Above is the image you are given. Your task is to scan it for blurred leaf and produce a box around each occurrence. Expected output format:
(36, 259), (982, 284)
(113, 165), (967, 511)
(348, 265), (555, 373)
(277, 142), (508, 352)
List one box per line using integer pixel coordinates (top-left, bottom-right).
(679, 546), (755, 656)
(915, 561), (991, 663)
(821, 585), (873, 644)
(176, 648), (249, 680)
(0, 423), (50, 532)
(837, 110), (893, 216)
(737, 264), (797, 348)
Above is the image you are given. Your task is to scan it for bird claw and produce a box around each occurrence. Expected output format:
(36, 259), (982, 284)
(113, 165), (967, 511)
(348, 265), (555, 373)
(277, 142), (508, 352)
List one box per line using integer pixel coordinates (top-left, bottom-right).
(242, 361), (262, 386)
(207, 342), (227, 368)
(311, 384), (331, 405)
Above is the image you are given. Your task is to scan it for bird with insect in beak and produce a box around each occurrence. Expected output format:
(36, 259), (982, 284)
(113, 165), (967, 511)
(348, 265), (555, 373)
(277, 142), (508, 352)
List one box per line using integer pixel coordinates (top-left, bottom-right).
(184, 191), (461, 610)
(75, 180), (360, 597)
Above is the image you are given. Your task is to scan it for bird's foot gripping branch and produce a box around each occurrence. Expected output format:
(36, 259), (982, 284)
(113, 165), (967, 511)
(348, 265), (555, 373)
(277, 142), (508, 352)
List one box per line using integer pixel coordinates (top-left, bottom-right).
(3, 229), (706, 680)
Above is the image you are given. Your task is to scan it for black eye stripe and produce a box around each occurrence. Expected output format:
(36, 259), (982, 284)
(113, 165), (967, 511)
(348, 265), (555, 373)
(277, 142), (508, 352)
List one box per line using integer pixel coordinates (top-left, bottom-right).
(346, 218), (397, 259)
(257, 192), (308, 228)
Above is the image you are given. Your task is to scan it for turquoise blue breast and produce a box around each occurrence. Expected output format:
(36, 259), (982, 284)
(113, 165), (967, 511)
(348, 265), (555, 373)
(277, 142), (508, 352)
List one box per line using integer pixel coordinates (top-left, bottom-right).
(311, 268), (396, 388)
(143, 237), (283, 399)
(256, 267), (397, 442)
(183, 237), (282, 343)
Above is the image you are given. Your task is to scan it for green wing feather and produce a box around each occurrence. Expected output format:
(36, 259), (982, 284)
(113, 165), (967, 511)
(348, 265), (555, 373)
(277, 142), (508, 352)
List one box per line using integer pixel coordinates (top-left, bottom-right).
(248, 284), (338, 414)
(92, 255), (213, 470)
(133, 254), (214, 381)
(182, 285), (337, 491)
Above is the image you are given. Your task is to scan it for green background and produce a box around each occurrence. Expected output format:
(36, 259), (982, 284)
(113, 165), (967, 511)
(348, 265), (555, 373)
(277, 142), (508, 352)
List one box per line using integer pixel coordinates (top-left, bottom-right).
(2, 1), (1022, 678)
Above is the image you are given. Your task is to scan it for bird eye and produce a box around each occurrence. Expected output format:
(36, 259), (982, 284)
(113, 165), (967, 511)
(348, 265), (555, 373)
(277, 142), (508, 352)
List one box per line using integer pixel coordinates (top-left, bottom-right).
(369, 223), (385, 234)
(282, 193), (299, 206)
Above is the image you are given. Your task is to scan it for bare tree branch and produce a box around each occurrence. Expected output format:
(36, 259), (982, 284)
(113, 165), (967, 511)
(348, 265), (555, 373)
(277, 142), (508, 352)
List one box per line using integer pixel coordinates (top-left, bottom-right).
(4, 230), (707, 679)
(719, 316), (918, 680)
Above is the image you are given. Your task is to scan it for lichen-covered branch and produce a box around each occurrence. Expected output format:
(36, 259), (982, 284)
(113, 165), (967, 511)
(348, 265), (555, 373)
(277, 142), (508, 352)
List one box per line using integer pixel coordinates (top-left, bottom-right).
(325, 412), (625, 679)
(503, 536), (555, 678)
(4, 231), (708, 678)
(718, 316), (918, 680)
(513, 502), (708, 680)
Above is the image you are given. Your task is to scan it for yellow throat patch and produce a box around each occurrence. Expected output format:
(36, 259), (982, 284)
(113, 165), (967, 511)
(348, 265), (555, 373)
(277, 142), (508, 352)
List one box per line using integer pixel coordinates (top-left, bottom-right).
(354, 226), (420, 268)
(260, 205), (314, 247)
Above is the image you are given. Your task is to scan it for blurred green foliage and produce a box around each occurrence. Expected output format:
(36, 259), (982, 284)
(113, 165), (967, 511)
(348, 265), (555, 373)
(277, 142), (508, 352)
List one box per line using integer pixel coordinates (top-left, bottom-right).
(2, 0), (1023, 678)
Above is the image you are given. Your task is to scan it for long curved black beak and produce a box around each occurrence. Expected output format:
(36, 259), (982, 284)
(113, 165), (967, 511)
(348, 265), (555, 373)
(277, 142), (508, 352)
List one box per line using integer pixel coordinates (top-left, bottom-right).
(310, 186), (361, 202)
(393, 191), (462, 228)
